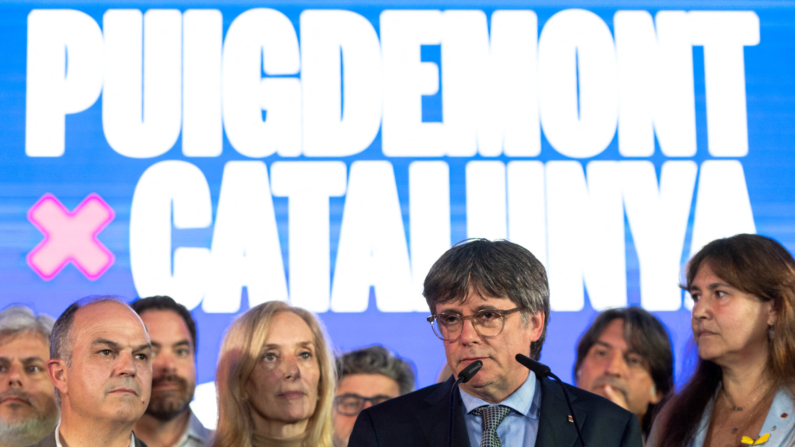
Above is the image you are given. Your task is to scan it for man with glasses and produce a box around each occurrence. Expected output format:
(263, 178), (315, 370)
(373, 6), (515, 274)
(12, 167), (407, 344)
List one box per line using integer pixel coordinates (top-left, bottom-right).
(348, 239), (642, 447)
(332, 346), (415, 447)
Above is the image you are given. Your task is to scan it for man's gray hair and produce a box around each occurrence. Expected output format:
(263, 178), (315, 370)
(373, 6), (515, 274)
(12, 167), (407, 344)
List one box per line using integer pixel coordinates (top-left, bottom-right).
(336, 345), (416, 396)
(423, 239), (551, 360)
(0, 305), (54, 343)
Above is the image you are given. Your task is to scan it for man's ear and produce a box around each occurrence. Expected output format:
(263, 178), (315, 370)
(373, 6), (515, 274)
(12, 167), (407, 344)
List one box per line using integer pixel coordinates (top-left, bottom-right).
(527, 311), (545, 342)
(649, 383), (663, 405)
(47, 358), (67, 397)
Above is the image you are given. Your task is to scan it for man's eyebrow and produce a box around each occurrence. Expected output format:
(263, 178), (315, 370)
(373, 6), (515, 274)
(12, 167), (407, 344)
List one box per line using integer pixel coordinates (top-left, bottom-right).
(594, 340), (613, 349)
(171, 340), (191, 349)
(473, 304), (502, 312)
(91, 338), (121, 350)
(22, 356), (45, 363)
(134, 343), (152, 353)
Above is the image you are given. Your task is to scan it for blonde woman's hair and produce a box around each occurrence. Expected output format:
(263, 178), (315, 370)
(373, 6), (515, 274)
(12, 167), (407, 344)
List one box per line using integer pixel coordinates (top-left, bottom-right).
(211, 301), (335, 447)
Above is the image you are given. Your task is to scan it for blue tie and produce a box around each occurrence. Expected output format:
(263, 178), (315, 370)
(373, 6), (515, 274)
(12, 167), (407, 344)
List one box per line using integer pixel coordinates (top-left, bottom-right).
(471, 405), (512, 447)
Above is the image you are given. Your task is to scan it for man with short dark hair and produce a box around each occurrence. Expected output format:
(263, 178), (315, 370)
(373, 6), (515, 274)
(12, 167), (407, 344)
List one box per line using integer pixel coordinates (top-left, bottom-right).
(349, 239), (642, 447)
(333, 346), (415, 446)
(574, 307), (674, 441)
(131, 296), (210, 447)
(33, 297), (151, 447)
(0, 305), (58, 447)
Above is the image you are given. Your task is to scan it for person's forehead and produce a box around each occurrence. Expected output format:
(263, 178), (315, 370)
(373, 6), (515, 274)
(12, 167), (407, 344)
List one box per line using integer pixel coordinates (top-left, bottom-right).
(73, 302), (149, 345)
(140, 309), (192, 343)
(265, 312), (314, 344)
(691, 262), (725, 287)
(595, 318), (630, 352)
(337, 373), (399, 395)
(436, 293), (515, 312)
(0, 332), (49, 357)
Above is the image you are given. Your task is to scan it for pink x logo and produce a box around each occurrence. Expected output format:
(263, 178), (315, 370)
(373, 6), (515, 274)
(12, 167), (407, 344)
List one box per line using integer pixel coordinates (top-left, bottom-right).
(27, 193), (115, 281)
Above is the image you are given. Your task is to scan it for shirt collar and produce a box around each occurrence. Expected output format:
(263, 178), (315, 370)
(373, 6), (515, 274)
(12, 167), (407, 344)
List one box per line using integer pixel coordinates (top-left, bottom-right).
(55, 423), (136, 447)
(459, 370), (539, 419)
(180, 410), (212, 444)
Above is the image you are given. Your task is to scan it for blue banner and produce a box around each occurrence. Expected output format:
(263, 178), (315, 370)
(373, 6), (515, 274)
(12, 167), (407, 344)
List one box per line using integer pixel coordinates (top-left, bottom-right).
(2, 0), (791, 427)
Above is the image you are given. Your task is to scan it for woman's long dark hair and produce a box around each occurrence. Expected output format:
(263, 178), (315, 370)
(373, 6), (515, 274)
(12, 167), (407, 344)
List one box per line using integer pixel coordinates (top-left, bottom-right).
(655, 234), (795, 446)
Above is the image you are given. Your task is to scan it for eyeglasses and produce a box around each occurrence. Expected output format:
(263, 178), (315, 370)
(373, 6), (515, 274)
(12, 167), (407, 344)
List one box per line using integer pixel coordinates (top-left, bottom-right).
(333, 393), (394, 416)
(427, 308), (522, 342)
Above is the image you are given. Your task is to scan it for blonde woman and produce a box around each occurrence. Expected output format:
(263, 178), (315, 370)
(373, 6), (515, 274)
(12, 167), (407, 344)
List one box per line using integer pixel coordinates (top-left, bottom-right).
(212, 301), (335, 447)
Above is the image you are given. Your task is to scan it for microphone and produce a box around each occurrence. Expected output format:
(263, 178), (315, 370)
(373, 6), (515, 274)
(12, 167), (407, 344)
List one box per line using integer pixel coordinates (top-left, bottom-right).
(516, 354), (586, 447)
(448, 360), (482, 447)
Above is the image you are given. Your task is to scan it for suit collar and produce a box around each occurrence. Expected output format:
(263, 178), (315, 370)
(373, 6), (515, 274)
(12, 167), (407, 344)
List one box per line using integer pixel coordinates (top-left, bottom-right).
(535, 377), (587, 447)
(416, 377), (469, 447)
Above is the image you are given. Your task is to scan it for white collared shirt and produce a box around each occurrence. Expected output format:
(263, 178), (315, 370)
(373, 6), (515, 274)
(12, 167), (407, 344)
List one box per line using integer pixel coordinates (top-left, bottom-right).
(54, 422), (135, 447)
(173, 411), (213, 447)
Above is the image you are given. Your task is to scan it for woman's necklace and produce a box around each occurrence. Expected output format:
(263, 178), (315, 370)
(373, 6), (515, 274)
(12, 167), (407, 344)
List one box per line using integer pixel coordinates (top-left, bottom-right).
(720, 385), (773, 434)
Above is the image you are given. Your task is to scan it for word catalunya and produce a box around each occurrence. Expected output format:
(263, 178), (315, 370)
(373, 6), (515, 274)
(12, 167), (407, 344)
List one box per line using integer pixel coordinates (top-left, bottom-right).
(27, 9), (757, 160)
(129, 159), (752, 315)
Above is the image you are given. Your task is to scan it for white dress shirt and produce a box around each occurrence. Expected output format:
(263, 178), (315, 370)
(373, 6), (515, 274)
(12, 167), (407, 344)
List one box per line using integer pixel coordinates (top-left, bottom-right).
(54, 423), (135, 447)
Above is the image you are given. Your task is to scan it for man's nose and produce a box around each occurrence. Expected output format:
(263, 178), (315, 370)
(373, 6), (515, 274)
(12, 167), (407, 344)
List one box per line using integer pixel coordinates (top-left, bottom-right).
(116, 351), (138, 377)
(604, 351), (626, 376)
(154, 351), (177, 374)
(459, 319), (481, 345)
(7, 363), (23, 388)
(363, 400), (374, 410)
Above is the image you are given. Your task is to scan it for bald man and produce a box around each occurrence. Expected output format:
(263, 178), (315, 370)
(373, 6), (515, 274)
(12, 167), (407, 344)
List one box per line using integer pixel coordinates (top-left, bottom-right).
(32, 297), (152, 447)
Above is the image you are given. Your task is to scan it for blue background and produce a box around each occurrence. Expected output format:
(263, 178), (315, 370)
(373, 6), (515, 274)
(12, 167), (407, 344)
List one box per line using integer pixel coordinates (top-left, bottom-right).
(2, 0), (794, 392)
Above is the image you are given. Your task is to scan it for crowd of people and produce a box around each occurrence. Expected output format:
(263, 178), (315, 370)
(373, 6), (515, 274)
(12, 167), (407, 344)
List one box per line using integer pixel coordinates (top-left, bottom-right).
(0, 234), (793, 447)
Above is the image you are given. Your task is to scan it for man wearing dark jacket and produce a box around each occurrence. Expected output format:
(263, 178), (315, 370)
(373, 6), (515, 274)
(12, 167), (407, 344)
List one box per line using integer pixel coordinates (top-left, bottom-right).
(349, 239), (642, 447)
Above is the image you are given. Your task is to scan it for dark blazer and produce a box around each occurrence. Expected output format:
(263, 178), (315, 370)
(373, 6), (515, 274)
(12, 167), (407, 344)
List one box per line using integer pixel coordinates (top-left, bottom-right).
(349, 375), (643, 447)
(27, 429), (149, 447)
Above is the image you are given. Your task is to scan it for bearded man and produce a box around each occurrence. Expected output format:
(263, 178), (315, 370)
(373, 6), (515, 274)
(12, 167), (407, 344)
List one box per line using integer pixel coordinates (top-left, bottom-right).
(0, 306), (58, 447)
(131, 297), (211, 447)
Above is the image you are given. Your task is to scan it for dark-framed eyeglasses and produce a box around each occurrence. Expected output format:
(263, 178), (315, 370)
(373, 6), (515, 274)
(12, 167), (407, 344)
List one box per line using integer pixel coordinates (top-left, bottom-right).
(333, 393), (394, 416)
(426, 307), (522, 342)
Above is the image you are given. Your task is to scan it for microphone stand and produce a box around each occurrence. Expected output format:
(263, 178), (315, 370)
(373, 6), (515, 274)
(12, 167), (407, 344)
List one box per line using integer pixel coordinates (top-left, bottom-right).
(448, 360), (482, 447)
(515, 354), (586, 447)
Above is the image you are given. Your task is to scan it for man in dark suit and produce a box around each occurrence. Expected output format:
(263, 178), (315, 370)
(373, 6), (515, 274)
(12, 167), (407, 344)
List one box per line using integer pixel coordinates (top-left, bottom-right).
(349, 239), (642, 447)
(29, 297), (152, 447)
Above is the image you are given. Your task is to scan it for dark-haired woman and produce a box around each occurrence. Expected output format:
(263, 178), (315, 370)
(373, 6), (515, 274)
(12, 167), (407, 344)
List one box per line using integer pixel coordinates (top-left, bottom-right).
(649, 234), (795, 447)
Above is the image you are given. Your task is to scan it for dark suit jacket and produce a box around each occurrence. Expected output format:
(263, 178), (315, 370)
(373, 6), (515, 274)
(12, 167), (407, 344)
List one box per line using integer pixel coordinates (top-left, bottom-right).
(27, 429), (148, 447)
(349, 376), (642, 447)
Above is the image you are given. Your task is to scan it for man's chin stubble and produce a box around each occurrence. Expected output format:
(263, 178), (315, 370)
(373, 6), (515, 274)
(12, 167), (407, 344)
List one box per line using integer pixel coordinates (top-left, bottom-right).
(146, 396), (193, 422)
(0, 408), (59, 447)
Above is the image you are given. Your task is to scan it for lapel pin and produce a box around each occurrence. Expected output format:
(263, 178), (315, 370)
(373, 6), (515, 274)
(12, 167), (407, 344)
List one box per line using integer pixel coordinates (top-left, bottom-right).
(568, 415), (573, 423)
(782, 413), (788, 419)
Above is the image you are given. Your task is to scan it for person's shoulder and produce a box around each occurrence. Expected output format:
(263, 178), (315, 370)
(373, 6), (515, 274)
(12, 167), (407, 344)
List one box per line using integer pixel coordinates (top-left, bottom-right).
(546, 378), (634, 420)
(362, 381), (450, 418)
(25, 429), (57, 447)
(187, 410), (214, 442)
